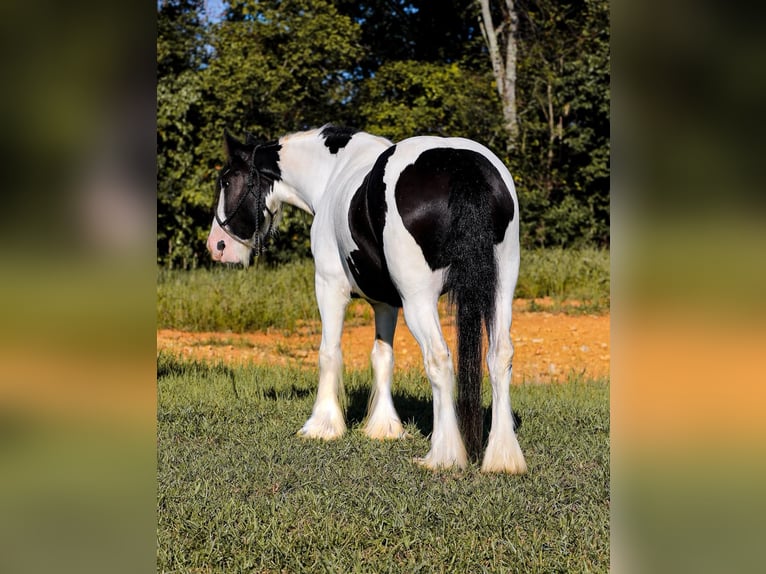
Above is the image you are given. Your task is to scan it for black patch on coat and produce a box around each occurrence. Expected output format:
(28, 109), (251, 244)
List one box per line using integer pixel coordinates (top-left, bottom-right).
(346, 145), (402, 306)
(394, 148), (514, 271)
(320, 125), (358, 154)
(220, 155), (257, 240)
(219, 139), (282, 240)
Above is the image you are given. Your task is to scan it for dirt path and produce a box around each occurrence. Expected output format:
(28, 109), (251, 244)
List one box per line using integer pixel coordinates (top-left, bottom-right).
(157, 299), (609, 383)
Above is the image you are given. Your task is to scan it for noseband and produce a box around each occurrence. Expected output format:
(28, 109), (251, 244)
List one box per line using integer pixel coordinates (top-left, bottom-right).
(215, 142), (278, 255)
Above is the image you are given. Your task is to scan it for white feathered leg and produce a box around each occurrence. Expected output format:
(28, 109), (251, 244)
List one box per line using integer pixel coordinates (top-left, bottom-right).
(482, 333), (526, 474)
(403, 297), (467, 470)
(298, 276), (347, 440)
(481, 253), (526, 474)
(364, 303), (405, 439)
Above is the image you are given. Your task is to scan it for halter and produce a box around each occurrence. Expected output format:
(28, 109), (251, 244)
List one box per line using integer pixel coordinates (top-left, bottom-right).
(215, 141), (278, 255)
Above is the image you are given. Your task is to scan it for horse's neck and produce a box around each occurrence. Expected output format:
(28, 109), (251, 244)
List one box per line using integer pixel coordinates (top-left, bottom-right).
(273, 129), (391, 215)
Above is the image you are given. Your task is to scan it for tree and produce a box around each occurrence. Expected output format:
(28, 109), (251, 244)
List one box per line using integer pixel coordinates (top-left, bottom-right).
(331, 1), (507, 150)
(157, 0), (363, 267)
(333, 0), (485, 74)
(157, 0), (210, 268)
(359, 60), (504, 146)
(511, 0), (610, 247)
(476, 0), (520, 150)
(156, 0), (610, 267)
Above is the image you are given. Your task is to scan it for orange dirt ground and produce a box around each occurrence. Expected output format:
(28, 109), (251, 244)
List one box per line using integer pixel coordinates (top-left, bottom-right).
(157, 299), (609, 383)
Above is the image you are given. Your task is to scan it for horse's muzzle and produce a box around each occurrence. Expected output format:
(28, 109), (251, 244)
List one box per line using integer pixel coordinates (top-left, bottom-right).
(206, 219), (251, 265)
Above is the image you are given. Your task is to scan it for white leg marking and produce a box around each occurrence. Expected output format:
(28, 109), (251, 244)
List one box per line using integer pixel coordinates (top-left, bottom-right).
(299, 276), (348, 440)
(481, 337), (526, 474)
(481, 267), (527, 474)
(404, 298), (467, 470)
(364, 304), (405, 440)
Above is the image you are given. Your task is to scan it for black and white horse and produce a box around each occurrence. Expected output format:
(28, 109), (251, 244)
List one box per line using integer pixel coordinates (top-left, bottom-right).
(206, 125), (526, 473)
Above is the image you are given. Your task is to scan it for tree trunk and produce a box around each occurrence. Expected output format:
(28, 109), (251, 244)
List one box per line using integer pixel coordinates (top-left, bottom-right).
(547, 81), (554, 174)
(477, 0), (519, 151)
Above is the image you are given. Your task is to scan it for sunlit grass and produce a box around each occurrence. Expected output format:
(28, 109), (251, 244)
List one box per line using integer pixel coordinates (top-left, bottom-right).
(157, 353), (610, 572)
(515, 247), (610, 311)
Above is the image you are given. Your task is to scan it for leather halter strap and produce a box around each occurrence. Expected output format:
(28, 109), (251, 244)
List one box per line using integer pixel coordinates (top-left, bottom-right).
(215, 141), (278, 254)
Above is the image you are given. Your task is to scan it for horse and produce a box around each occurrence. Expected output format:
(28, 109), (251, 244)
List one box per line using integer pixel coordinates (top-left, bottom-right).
(206, 125), (526, 474)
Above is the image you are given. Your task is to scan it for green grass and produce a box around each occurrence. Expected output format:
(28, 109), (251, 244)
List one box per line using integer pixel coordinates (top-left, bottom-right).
(515, 248), (610, 312)
(157, 260), (319, 333)
(157, 248), (610, 332)
(157, 353), (609, 572)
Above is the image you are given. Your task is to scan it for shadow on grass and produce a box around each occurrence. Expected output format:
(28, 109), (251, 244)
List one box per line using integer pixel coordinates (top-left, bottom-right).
(345, 386), (521, 442)
(158, 352), (521, 438)
(158, 352), (313, 401)
(345, 387), (436, 437)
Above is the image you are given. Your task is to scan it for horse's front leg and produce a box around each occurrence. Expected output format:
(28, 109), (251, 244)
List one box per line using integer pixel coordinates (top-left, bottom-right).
(364, 303), (405, 439)
(298, 276), (349, 440)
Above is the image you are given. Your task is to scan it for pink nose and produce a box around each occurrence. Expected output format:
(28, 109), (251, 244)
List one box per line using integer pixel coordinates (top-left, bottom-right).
(207, 237), (225, 260)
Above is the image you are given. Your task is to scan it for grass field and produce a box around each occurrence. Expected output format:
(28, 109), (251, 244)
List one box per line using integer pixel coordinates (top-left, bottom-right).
(157, 248), (609, 332)
(157, 354), (609, 572)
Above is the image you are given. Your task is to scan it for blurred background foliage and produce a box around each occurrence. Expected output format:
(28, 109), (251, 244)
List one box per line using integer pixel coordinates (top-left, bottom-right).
(157, 0), (610, 268)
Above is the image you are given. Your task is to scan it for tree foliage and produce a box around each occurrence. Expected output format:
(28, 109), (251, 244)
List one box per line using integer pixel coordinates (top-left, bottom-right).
(359, 61), (505, 145)
(157, 0), (610, 268)
(511, 0), (610, 247)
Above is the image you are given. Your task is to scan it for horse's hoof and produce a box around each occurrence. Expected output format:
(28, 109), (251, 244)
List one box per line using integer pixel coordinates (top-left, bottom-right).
(412, 452), (467, 471)
(363, 418), (407, 440)
(481, 433), (527, 474)
(297, 416), (346, 440)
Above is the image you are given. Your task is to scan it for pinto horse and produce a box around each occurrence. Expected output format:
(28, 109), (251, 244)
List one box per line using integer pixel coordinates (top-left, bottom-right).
(206, 125), (526, 473)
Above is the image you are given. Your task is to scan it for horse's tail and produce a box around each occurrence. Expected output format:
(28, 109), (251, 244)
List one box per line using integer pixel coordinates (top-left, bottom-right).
(445, 163), (499, 462)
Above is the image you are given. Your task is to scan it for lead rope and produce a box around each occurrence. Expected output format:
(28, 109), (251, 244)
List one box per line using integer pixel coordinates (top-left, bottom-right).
(245, 146), (263, 256)
(247, 137), (279, 256)
(250, 153), (277, 257)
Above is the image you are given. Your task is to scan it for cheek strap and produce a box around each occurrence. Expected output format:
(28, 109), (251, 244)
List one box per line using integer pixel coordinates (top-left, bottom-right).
(215, 143), (278, 255)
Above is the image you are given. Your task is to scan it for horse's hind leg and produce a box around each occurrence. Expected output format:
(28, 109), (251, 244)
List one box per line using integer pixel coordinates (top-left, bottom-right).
(403, 295), (468, 470)
(298, 275), (348, 440)
(364, 303), (405, 439)
(482, 254), (527, 474)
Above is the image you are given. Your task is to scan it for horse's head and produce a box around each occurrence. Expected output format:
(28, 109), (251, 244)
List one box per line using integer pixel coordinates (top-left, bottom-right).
(206, 130), (283, 266)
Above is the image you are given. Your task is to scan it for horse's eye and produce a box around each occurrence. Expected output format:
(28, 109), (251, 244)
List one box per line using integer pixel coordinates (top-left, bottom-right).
(223, 180), (230, 188)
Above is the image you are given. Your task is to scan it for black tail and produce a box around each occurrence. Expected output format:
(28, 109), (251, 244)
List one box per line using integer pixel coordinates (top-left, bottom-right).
(444, 165), (498, 462)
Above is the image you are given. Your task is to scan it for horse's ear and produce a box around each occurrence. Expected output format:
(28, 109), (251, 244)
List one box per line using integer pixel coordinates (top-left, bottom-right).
(223, 129), (250, 163)
(223, 129), (239, 158)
